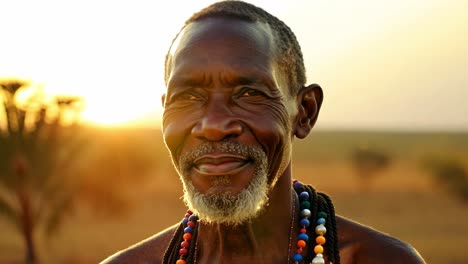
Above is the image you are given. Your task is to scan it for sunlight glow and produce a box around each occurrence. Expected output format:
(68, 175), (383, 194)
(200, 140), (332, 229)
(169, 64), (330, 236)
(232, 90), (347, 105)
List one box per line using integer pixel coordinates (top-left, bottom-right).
(1, 0), (467, 130)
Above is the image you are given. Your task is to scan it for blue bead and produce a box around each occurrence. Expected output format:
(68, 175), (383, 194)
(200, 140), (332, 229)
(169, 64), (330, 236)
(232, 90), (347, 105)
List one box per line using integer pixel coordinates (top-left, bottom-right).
(298, 233), (309, 241)
(293, 181), (303, 190)
(182, 218), (189, 225)
(300, 218), (310, 227)
(299, 191), (309, 200)
(184, 227), (193, 233)
(292, 253), (303, 262)
(317, 217), (326, 225)
(189, 215), (199, 222)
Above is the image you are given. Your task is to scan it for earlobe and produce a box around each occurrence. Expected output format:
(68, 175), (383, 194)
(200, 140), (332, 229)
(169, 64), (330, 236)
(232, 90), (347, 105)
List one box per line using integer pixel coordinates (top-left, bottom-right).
(294, 84), (323, 139)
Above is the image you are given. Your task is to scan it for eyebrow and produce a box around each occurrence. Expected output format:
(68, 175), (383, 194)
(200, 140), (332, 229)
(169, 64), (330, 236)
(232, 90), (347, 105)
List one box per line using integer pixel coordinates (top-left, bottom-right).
(168, 73), (212, 90)
(167, 68), (276, 93)
(218, 70), (276, 89)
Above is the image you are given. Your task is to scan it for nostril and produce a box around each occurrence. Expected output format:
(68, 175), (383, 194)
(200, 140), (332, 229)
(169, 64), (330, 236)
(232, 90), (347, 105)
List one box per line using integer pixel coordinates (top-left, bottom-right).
(191, 116), (242, 141)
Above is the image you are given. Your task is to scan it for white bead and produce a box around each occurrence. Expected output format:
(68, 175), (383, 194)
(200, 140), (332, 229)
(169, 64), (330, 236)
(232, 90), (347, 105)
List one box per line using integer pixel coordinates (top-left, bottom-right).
(315, 224), (327, 235)
(312, 253), (325, 264)
(301, 209), (311, 218)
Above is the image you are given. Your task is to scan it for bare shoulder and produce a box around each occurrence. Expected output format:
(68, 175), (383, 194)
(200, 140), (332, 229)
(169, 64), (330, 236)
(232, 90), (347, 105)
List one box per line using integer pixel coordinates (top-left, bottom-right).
(336, 216), (426, 264)
(100, 223), (179, 264)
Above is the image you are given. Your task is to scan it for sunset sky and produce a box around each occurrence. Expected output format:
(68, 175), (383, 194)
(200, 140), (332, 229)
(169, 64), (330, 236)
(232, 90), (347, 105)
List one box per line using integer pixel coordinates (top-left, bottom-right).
(1, 0), (467, 131)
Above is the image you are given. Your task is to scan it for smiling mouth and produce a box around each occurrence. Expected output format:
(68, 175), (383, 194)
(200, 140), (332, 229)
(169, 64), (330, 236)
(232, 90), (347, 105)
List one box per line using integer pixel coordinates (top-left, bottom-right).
(193, 154), (250, 175)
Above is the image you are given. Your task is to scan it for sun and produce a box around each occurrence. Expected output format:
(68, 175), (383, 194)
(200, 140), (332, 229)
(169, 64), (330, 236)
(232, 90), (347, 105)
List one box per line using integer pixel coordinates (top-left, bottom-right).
(73, 84), (164, 127)
(80, 102), (138, 127)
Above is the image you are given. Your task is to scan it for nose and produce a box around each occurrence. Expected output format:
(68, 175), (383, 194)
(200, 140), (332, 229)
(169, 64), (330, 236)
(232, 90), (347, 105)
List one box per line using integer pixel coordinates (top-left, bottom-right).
(191, 99), (242, 141)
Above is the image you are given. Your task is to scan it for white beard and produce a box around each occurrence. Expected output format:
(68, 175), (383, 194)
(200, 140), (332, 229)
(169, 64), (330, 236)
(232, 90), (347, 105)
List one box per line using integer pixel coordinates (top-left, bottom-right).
(176, 141), (270, 225)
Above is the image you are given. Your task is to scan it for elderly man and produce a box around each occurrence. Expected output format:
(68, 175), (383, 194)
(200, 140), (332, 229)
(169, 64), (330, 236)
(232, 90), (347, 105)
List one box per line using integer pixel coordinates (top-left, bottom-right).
(102, 1), (425, 263)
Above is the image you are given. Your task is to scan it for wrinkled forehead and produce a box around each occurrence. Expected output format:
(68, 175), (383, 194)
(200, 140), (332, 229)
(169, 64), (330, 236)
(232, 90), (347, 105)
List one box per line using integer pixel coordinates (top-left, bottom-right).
(168, 17), (277, 68)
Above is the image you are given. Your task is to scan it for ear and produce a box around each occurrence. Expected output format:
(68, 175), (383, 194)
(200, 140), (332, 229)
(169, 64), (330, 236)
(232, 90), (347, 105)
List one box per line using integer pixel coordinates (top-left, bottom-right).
(294, 84), (323, 139)
(161, 94), (166, 108)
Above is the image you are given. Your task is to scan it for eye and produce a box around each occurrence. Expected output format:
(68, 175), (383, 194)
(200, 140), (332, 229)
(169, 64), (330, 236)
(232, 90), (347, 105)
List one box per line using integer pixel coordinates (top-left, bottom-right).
(178, 93), (198, 101)
(165, 90), (205, 108)
(173, 91), (203, 102)
(238, 87), (266, 97)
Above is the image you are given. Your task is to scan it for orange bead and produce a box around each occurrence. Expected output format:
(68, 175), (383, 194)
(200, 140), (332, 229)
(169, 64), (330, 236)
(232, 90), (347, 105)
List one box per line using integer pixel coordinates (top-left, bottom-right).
(314, 245), (324, 254)
(183, 233), (192, 240)
(316, 235), (326, 245)
(176, 260), (186, 264)
(297, 239), (306, 248)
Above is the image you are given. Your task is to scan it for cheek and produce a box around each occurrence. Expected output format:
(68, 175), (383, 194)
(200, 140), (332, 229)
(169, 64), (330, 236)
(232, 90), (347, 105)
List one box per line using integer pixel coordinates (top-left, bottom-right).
(241, 104), (292, 174)
(162, 110), (196, 160)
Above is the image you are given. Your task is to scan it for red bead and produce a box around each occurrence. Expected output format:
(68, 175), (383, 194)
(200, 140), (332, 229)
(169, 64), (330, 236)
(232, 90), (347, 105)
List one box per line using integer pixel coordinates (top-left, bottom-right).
(176, 260), (186, 264)
(187, 221), (195, 228)
(296, 248), (303, 254)
(187, 210), (193, 214)
(184, 213), (191, 218)
(180, 241), (189, 248)
(179, 248), (188, 256)
(183, 233), (192, 241)
(300, 228), (307, 233)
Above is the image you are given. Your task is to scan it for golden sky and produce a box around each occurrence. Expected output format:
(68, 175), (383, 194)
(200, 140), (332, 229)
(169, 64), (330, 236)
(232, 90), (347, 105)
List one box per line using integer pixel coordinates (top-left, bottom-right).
(1, 0), (467, 130)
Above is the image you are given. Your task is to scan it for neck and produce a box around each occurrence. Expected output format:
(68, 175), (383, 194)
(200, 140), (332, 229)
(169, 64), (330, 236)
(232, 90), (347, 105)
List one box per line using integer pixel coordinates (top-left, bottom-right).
(196, 164), (296, 264)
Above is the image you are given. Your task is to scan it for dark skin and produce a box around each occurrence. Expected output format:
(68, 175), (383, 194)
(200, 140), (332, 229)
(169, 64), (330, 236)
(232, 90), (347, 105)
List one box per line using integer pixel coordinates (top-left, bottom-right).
(101, 18), (425, 264)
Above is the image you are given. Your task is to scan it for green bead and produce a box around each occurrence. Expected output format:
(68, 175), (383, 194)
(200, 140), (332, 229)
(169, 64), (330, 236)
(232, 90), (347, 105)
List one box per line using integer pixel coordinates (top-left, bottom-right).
(301, 201), (311, 209)
(317, 211), (327, 218)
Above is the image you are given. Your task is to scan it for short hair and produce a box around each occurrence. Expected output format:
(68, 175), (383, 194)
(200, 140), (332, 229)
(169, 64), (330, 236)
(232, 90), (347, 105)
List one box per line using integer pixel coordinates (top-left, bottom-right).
(164, 0), (306, 95)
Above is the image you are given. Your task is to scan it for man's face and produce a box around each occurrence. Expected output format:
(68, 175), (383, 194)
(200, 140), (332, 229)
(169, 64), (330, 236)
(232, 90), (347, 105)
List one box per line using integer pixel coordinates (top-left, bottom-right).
(162, 18), (298, 224)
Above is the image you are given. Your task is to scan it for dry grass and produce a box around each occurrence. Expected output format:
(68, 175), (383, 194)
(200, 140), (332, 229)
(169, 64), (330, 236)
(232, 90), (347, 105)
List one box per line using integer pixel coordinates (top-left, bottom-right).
(1, 130), (467, 263)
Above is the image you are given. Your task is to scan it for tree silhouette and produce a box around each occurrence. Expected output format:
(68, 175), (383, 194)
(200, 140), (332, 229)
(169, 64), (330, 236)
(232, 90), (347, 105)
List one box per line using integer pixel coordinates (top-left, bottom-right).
(0, 79), (85, 264)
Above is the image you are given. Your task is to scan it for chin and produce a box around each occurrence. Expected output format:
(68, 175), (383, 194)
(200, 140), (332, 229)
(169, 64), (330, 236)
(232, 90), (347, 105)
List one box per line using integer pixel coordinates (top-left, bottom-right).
(181, 165), (269, 225)
(177, 140), (270, 225)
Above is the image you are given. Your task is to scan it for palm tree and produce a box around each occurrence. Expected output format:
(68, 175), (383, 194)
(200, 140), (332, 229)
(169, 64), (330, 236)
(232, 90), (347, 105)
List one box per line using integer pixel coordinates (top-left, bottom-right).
(0, 79), (85, 264)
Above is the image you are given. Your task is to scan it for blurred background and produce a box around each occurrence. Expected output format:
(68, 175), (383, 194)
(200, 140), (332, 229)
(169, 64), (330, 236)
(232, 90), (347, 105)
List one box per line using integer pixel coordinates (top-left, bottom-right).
(1, 0), (467, 263)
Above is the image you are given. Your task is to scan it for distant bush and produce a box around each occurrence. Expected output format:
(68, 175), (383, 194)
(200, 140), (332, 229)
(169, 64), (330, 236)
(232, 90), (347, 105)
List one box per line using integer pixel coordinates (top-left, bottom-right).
(351, 146), (391, 191)
(421, 156), (468, 203)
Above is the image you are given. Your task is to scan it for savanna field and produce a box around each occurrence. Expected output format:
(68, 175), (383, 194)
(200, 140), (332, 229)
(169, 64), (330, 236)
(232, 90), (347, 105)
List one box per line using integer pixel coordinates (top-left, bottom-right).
(1, 129), (467, 263)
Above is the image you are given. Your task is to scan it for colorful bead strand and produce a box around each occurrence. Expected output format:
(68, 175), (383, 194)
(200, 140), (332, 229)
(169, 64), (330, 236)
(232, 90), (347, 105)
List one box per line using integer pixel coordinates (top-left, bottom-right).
(312, 211), (327, 264)
(292, 180), (311, 263)
(177, 210), (198, 264)
(293, 180), (328, 264)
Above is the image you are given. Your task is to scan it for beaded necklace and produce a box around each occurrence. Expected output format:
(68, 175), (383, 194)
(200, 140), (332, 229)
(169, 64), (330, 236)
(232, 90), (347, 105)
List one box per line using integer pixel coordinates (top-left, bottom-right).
(173, 180), (332, 264)
(292, 180), (328, 264)
(189, 191), (297, 264)
(176, 210), (199, 264)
